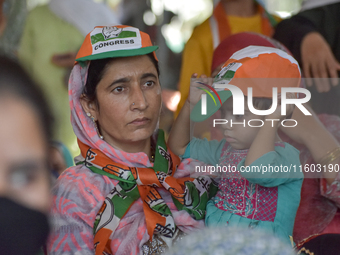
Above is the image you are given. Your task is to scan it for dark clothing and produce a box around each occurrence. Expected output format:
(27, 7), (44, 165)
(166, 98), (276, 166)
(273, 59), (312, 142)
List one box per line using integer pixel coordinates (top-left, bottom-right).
(274, 3), (340, 116)
(298, 234), (340, 255)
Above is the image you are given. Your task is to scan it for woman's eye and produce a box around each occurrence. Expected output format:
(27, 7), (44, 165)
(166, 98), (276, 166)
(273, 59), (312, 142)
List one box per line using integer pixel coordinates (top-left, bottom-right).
(112, 86), (124, 93)
(9, 167), (37, 189)
(8, 162), (46, 190)
(144, 81), (155, 87)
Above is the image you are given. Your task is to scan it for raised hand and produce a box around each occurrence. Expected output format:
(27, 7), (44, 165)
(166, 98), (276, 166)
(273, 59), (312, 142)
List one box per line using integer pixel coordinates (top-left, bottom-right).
(187, 73), (210, 107)
(301, 32), (340, 92)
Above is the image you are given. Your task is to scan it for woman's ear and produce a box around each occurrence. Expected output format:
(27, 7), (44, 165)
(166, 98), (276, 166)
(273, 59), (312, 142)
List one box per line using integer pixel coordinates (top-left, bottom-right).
(80, 94), (98, 120)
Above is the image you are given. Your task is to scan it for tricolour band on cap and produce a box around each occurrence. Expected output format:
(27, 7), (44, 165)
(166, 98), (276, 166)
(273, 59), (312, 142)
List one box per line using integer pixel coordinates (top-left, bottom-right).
(75, 25), (158, 62)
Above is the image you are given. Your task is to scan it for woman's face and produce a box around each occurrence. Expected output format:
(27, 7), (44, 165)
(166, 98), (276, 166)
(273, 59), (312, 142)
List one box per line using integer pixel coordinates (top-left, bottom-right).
(0, 96), (51, 213)
(83, 55), (162, 150)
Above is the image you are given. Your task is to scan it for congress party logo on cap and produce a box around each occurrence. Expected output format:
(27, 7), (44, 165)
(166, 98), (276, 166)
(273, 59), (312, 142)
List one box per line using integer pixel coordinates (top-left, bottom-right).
(102, 26), (123, 39)
(75, 25), (158, 63)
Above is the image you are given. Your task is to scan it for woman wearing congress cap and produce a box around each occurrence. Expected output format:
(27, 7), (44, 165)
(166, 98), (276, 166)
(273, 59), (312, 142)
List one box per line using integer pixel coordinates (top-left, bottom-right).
(46, 25), (216, 255)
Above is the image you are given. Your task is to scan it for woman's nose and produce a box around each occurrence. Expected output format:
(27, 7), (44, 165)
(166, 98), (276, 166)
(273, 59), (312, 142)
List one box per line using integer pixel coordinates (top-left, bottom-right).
(130, 86), (148, 111)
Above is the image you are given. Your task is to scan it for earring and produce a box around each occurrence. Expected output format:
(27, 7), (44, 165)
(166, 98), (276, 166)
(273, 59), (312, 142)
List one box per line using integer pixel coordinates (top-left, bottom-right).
(132, 102), (135, 106)
(93, 120), (104, 140)
(86, 113), (103, 140)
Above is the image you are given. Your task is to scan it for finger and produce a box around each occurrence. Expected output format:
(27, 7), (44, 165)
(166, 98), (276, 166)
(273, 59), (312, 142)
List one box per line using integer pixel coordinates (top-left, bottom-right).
(312, 61), (329, 92)
(328, 62), (339, 86)
(318, 60), (329, 79)
(309, 61), (323, 92)
(200, 74), (208, 82)
(329, 69), (339, 86)
(191, 74), (202, 91)
(199, 74), (210, 87)
(208, 76), (213, 86)
(314, 79), (329, 93)
(329, 60), (340, 86)
(321, 54), (338, 86)
(303, 62), (312, 86)
(191, 73), (198, 86)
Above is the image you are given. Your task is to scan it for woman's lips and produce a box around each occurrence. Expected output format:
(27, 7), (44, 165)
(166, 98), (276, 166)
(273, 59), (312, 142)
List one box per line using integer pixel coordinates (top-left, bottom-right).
(129, 117), (150, 126)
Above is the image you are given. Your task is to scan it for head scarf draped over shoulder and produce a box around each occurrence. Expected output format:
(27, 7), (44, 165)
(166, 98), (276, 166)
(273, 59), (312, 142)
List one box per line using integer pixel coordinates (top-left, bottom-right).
(65, 25), (217, 255)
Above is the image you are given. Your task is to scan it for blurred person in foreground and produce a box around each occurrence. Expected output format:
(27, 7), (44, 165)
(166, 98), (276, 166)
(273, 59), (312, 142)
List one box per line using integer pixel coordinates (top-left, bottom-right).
(166, 227), (296, 255)
(0, 56), (53, 254)
(0, 0), (74, 182)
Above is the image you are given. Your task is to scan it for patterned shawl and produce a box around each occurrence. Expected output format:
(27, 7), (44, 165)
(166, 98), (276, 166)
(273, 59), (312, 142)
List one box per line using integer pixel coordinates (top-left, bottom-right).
(63, 62), (217, 255)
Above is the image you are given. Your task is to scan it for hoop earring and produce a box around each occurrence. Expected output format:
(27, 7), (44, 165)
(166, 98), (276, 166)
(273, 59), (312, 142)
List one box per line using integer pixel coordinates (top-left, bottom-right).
(86, 112), (103, 140)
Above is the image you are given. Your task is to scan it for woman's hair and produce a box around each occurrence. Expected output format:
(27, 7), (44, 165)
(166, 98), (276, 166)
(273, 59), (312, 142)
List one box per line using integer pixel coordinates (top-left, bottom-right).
(0, 56), (53, 141)
(83, 53), (160, 103)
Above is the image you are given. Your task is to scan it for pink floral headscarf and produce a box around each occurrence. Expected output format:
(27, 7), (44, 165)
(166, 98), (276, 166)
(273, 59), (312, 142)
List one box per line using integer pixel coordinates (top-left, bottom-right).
(47, 61), (205, 255)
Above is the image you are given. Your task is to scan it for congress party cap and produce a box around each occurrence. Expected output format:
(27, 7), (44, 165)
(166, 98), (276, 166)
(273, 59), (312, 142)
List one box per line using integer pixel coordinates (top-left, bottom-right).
(75, 25), (158, 63)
